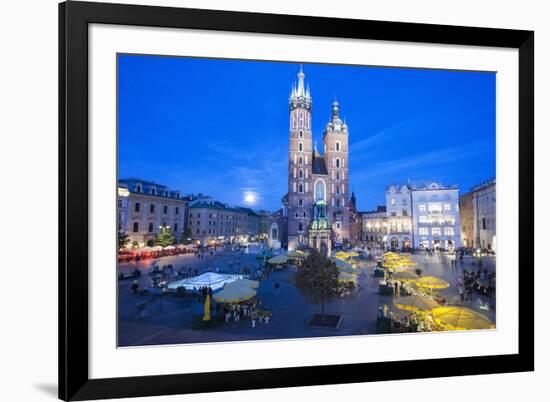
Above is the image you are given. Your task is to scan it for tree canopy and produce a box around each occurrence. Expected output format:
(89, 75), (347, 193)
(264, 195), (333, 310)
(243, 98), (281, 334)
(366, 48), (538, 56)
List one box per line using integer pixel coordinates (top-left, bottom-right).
(155, 226), (175, 248)
(294, 250), (340, 317)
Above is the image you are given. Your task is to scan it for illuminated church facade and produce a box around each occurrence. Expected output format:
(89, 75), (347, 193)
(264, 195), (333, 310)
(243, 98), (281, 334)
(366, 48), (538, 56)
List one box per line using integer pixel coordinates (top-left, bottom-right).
(286, 66), (352, 254)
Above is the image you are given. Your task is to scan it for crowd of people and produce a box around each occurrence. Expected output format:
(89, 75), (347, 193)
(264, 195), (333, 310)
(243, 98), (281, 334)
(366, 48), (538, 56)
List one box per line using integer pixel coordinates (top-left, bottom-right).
(218, 300), (272, 327)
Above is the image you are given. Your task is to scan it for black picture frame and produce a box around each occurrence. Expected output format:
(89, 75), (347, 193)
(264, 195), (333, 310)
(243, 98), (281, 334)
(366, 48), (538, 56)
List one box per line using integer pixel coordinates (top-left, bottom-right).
(59, 1), (534, 400)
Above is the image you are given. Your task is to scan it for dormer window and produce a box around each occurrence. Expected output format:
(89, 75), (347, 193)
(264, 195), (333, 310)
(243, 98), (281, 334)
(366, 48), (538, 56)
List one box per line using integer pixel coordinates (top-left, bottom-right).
(136, 185), (142, 193)
(151, 187), (156, 195)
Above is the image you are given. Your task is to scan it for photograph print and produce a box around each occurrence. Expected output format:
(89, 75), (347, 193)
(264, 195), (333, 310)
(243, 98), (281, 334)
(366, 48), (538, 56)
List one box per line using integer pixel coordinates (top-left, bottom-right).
(116, 55), (497, 347)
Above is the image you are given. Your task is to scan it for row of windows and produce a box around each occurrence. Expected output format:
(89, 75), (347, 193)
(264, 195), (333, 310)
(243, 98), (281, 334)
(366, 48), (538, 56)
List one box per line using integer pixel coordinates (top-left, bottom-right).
(418, 203), (453, 212)
(133, 185), (179, 198)
(390, 209), (408, 217)
(189, 220), (244, 227)
(390, 198), (408, 206)
(188, 212), (243, 221)
(418, 227), (455, 236)
(131, 202), (179, 215)
(418, 215), (455, 224)
(132, 222), (179, 233)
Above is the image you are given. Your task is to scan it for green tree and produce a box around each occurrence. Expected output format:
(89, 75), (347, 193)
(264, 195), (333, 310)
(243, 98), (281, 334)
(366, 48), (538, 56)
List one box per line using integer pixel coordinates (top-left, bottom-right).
(155, 225), (175, 249)
(146, 238), (155, 247)
(182, 228), (192, 245)
(294, 250), (340, 319)
(118, 231), (129, 249)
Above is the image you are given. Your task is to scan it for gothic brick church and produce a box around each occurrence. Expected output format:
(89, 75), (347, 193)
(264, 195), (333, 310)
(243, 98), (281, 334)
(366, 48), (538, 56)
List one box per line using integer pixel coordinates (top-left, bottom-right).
(285, 66), (356, 254)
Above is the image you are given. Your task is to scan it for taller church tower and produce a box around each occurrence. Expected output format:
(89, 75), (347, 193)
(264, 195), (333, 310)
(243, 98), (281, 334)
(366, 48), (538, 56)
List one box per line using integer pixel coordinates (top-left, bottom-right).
(287, 66), (313, 250)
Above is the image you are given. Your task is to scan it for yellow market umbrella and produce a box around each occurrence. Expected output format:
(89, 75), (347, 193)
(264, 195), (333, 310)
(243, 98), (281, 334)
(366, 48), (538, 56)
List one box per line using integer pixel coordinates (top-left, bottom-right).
(382, 261), (400, 269)
(202, 294), (211, 321)
(397, 258), (417, 267)
(214, 285), (256, 303)
(338, 272), (357, 283)
(335, 251), (350, 260)
(392, 271), (418, 281)
(346, 251), (360, 258)
(268, 254), (288, 265)
(432, 306), (495, 330)
(414, 276), (450, 290)
(225, 278), (259, 289)
(393, 295), (440, 312)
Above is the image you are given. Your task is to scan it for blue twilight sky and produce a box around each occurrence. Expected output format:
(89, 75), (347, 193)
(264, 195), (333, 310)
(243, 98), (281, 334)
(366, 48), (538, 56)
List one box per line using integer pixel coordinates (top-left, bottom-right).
(118, 54), (496, 212)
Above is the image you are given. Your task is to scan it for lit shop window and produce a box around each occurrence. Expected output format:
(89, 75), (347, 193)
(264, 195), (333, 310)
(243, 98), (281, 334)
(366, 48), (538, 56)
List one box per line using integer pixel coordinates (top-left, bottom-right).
(418, 204), (426, 212)
(419, 227), (428, 236)
(444, 204), (452, 211)
(432, 227), (441, 236)
(419, 215), (428, 223)
(444, 227), (455, 236)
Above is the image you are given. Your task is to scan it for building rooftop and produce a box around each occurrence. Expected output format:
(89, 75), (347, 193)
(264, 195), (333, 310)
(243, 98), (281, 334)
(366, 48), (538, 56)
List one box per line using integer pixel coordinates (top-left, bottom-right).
(312, 156), (328, 175)
(471, 178), (496, 192)
(118, 178), (182, 199)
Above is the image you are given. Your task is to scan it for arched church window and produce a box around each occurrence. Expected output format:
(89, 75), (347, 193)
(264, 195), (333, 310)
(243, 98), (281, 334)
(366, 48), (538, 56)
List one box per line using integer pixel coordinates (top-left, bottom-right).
(336, 172), (340, 181)
(298, 169), (304, 179)
(302, 211), (307, 218)
(298, 183), (304, 193)
(298, 222), (303, 232)
(299, 111), (304, 127)
(295, 212), (299, 218)
(315, 180), (326, 202)
(299, 156), (303, 165)
(336, 158), (341, 168)
(299, 142), (303, 152)
(336, 141), (341, 151)
(299, 130), (303, 139)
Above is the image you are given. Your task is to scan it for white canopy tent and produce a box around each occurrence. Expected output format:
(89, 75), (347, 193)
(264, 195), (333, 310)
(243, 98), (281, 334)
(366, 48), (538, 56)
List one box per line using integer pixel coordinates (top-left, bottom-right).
(167, 272), (242, 291)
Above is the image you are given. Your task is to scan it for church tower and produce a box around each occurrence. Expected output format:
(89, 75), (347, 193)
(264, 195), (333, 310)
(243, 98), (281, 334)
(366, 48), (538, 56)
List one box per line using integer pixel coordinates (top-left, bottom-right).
(287, 66), (313, 250)
(323, 99), (350, 243)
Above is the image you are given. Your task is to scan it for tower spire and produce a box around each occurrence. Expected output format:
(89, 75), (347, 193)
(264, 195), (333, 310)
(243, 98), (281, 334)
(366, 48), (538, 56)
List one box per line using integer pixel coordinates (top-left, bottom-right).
(297, 64), (305, 97)
(289, 65), (312, 110)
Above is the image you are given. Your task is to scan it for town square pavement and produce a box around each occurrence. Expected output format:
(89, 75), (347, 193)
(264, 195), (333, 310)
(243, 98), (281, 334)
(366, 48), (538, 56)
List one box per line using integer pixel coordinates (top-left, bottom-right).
(118, 247), (496, 347)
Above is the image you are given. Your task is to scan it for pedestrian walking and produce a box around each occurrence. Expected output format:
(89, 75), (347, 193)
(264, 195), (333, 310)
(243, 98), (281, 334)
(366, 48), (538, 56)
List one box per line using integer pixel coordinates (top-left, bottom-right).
(274, 281), (280, 295)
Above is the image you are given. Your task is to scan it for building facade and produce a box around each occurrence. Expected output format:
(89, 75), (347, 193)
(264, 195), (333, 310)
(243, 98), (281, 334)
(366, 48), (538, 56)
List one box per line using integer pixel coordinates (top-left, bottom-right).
(385, 182), (461, 251)
(286, 66), (351, 254)
(187, 200), (251, 245)
(117, 179), (187, 247)
(235, 207), (260, 240)
(459, 192), (475, 247)
(257, 210), (272, 241)
(410, 182), (461, 251)
(472, 179), (496, 251)
(386, 185), (413, 251)
(361, 206), (388, 249)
